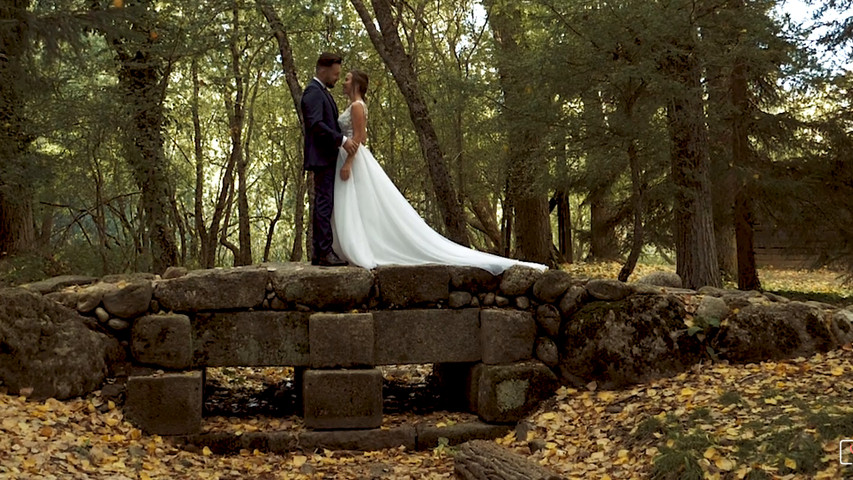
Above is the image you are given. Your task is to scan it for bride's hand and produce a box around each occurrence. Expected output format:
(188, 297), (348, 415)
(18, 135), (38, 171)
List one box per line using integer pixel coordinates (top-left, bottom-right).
(340, 164), (352, 181)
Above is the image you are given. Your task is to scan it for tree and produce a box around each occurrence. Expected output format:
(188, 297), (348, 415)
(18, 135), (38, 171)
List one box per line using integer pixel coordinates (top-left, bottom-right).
(482, 0), (554, 265)
(0, 0), (36, 257)
(659, 2), (721, 289)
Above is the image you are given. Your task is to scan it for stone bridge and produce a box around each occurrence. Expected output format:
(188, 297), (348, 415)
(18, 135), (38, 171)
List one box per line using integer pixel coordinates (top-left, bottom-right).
(114, 263), (561, 436)
(16, 261), (853, 448)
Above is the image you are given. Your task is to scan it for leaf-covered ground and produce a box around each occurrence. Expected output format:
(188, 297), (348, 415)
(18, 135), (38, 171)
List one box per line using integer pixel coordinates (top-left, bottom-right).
(2, 264), (852, 479)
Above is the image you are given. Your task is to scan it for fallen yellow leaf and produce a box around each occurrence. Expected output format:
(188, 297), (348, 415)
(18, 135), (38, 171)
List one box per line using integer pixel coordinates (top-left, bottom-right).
(293, 455), (308, 467)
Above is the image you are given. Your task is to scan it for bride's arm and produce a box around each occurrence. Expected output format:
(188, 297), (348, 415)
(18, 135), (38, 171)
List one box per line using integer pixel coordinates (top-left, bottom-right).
(341, 102), (367, 181)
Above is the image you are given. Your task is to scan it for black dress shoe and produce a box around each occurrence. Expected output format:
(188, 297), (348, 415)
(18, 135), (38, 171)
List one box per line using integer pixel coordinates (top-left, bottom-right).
(315, 252), (348, 267)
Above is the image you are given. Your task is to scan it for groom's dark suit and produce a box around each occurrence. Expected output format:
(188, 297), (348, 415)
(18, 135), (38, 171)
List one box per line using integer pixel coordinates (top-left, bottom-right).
(301, 78), (344, 260)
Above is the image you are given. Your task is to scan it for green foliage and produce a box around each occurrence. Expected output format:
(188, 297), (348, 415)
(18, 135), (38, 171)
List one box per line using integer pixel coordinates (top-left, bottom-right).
(651, 446), (703, 480)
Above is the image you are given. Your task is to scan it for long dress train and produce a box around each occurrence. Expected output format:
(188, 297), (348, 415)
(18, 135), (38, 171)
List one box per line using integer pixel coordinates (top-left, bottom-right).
(331, 100), (547, 275)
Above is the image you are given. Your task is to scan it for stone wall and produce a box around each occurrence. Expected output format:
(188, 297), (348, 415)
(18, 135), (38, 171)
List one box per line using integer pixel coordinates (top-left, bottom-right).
(8, 262), (853, 436)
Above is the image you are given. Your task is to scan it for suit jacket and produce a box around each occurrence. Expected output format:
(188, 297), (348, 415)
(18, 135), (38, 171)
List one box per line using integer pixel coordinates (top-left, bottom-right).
(301, 79), (344, 171)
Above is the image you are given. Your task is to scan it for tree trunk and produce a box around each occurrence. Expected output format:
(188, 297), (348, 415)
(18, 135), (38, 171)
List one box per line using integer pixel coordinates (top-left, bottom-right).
(581, 91), (620, 261)
(484, 0), (553, 265)
(117, 49), (178, 274)
(0, 0), (35, 257)
(619, 139), (644, 282)
(663, 36), (722, 289)
(191, 59), (210, 267)
(730, 57), (761, 290)
(350, 0), (469, 246)
(453, 440), (564, 480)
(228, 3), (251, 266)
(556, 190), (573, 263)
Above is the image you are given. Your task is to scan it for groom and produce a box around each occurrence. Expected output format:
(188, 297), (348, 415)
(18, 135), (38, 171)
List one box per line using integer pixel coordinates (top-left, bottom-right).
(301, 52), (357, 266)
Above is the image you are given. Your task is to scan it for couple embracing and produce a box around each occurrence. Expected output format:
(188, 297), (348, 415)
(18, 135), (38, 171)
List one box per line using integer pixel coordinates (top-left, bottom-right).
(301, 52), (546, 275)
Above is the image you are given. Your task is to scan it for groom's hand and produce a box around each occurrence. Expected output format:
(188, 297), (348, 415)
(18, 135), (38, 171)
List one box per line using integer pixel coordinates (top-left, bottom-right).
(343, 138), (358, 155)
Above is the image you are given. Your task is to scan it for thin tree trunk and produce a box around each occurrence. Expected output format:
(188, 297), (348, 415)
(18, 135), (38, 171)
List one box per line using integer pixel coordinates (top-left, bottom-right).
(619, 140), (644, 282)
(350, 0), (468, 246)
(258, 1), (307, 262)
(730, 57), (760, 290)
(556, 190), (573, 264)
(228, 3), (251, 266)
(663, 35), (721, 289)
(191, 58), (209, 266)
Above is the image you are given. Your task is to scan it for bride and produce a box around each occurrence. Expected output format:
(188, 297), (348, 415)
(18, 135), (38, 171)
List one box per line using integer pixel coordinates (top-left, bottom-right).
(331, 70), (547, 275)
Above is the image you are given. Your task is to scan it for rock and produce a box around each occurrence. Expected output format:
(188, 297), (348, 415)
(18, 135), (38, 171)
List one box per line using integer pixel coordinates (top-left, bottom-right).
(515, 296), (530, 310)
(532, 270), (573, 303)
(470, 296), (480, 308)
(585, 279), (634, 301)
(0, 287), (117, 400)
(764, 292), (790, 303)
(102, 280), (154, 319)
(449, 267), (502, 293)
(695, 296), (729, 325)
(162, 267), (188, 280)
(449, 291), (473, 309)
(44, 290), (79, 309)
(21, 275), (97, 295)
(559, 294), (702, 389)
(637, 271), (682, 289)
(108, 319), (131, 331)
(495, 296), (510, 307)
(535, 337), (559, 367)
(95, 307), (110, 324)
(558, 286), (587, 316)
(697, 286), (728, 297)
(711, 302), (836, 363)
(76, 283), (115, 313)
(483, 293), (496, 307)
(499, 265), (543, 296)
(535, 304), (561, 338)
(831, 309), (853, 346)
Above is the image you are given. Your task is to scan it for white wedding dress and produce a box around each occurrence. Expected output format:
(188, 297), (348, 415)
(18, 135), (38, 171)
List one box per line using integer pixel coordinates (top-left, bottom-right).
(331, 100), (547, 275)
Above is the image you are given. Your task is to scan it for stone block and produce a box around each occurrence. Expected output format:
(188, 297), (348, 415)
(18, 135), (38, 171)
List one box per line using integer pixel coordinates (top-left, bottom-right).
(467, 361), (558, 423)
(299, 426), (417, 451)
(154, 266), (268, 312)
(374, 309), (480, 364)
(449, 266), (502, 293)
(125, 371), (203, 435)
(376, 265), (450, 307)
(309, 313), (374, 368)
(480, 310), (536, 365)
(303, 369), (383, 430)
(131, 314), (193, 369)
(192, 311), (309, 367)
(269, 263), (374, 310)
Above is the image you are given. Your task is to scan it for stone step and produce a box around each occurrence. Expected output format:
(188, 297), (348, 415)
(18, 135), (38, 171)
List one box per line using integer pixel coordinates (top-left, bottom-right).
(173, 420), (511, 453)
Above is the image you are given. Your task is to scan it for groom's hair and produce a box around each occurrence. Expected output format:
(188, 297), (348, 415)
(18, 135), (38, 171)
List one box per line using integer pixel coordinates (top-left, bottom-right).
(316, 52), (343, 70)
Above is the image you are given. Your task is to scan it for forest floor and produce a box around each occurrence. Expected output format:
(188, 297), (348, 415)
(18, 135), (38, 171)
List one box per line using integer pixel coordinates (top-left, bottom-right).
(1, 263), (853, 479)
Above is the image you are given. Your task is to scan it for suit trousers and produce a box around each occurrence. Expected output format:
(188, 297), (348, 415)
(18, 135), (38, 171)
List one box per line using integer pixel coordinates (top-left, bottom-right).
(312, 165), (336, 258)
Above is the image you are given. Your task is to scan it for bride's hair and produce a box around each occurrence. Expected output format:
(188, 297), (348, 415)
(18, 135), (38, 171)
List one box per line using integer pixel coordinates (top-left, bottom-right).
(350, 70), (369, 101)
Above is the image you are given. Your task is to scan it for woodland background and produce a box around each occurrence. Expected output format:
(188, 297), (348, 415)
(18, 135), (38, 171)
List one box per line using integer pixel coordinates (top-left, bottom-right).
(1, 0), (852, 291)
